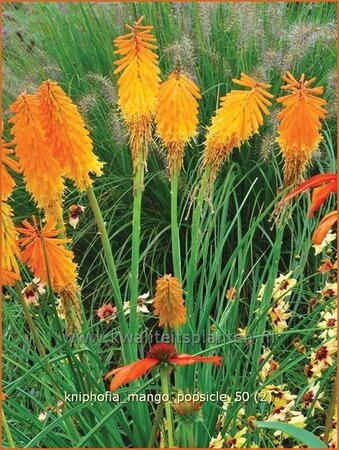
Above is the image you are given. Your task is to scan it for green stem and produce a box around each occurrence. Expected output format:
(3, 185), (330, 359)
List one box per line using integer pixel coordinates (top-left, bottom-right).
(2, 408), (15, 448)
(147, 402), (164, 448)
(184, 422), (196, 448)
(130, 150), (144, 356)
(86, 185), (131, 363)
(160, 366), (174, 448)
(170, 171), (181, 281)
(323, 377), (337, 445)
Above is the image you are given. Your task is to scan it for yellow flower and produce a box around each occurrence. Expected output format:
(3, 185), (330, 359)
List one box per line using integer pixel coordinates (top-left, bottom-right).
(203, 73), (272, 183)
(1, 123), (20, 200)
(2, 202), (21, 285)
(225, 427), (248, 448)
(209, 433), (224, 448)
(156, 69), (200, 177)
(114, 16), (160, 169)
(9, 93), (65, 219)
(153, 274), (186, 329)
(276, 72), (327, 186)
(38, 80), (103, 190)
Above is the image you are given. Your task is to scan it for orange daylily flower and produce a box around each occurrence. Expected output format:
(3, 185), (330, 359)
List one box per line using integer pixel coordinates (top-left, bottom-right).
(276, 72), (327, 186)
(282, 173), (337, 245)
(17, 217), (78, 294)
(105, 342), (222, 391)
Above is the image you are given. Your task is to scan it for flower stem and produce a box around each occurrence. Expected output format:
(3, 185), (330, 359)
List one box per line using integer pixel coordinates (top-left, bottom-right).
(130, 150), (144, 357)
(2, 408), (15, 448)
(160, 366), (175, 448)
(323, 377), (337, 445)
(86, 185), (132, 362)
(170, 170), (181, 281)
(184, 422), (196, 448)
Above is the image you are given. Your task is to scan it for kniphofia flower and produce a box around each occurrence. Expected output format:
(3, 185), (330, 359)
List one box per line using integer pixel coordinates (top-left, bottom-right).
(17, 217), (78, 294)
(276, 72), (327, 186)
(114, 16), (160, 169)
(281, 173), (337, 245)
(9, 93), (65, 219)
(2, 201), (21, 286)
(203, 73), (272, 182)
(105, 342), (222, 391)
(153, 274), (186, 329)
(38, 80), (103, 190)
(1, 123), (20, 200)
(155, 68), (201, 177)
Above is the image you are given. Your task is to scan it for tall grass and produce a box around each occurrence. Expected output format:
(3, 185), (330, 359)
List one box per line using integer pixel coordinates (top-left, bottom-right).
(2, 2), (337, 448)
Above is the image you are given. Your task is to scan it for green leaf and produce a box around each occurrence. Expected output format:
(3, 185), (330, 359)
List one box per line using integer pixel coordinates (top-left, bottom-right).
(254, 421), (327, 448)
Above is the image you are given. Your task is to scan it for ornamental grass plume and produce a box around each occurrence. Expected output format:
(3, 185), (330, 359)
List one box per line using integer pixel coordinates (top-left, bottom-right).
(155, 67), (201, 177)
(203, 73), (273, 183)
(113, 16), (160, 169)
(1, 123), (20, 200)
(276, 72), (327, 186)
(153, 274), (186, 329)
(38, 80), (103, 190)
(9, 93), (65, 220)
(1, 202), (21, 286)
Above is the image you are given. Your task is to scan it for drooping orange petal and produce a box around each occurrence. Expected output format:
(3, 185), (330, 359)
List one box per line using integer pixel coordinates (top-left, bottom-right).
(38, 80), (103, 191)
(312, 210), (338, 245)
(9, 93), (65, 219)
(106, 358), (158, 391)
(170, 354), (222, 366)
(276, 73), (327, 186)
(114, 16), (160, 169)
(309, 181), (337, 217)
(282, 173), (337, 204)
(203, 73), (272, 182)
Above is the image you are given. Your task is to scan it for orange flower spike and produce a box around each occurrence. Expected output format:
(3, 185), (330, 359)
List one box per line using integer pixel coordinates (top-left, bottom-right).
(276, 72), (327, 186)
(1, 123), (21, 200)
(114, 16), (161, 169)
(156, 69), (201, 177)
(9, 93), (65, 219)
(17, 217), (78, 294)
(153, 274), (186, 329)
(105, 342), (222, 391)
(1, 202), (21, 285)
(312, 211), (338, 245)
(38, 80), (103, 190)
(203, 73), (273, 181)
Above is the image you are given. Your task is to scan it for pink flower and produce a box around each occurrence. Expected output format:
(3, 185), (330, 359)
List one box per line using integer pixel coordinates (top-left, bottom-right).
(97, 304), (117, 324)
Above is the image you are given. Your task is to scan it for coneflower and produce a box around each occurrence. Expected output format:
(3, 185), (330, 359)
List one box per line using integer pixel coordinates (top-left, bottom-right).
(276, 72), (327, 186)
(156, 68), (201, 177)
(9, 93), (65, 220)
(114, 15), (160, 169)
(153, 274), (186, 329)
(2, 202), (21, 286)
(1, 123), (20, 200)
(203, 73), (273, 183)
(38, 80), (103, 191)
(17, 217), (78, 294)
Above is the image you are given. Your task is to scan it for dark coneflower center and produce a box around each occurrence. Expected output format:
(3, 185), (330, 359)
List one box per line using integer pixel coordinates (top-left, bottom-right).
(147, 343), (177, 361)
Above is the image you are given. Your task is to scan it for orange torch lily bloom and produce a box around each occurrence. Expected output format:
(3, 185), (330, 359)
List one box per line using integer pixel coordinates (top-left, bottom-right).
(281, 173), (337, 245)
(105, 342), (222, 391)
(1, 122), (20, 200)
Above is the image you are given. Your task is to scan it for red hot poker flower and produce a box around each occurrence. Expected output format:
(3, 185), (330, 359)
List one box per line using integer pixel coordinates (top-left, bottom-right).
(105, 343), (222, 391)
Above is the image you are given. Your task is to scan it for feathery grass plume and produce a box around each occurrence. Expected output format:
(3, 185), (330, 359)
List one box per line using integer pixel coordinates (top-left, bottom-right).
(203, 73), (273, 182)
(276, 72), (327, 187)
(38, 80), (103, 190)
(1, 202), (21, 286)
(9, 93), (65, 219)
(156, 68), (201, 177)
(17, 217), (78, 294)
(113, 16), (160, 169)
(153, 274), (186, 329)
(1, 123), (20, 200)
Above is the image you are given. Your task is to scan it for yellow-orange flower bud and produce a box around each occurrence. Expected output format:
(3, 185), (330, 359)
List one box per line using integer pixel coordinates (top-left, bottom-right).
(156, 69), (201, 177)
(2, 202), (21, 286)
(153, 274), (186, 329)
